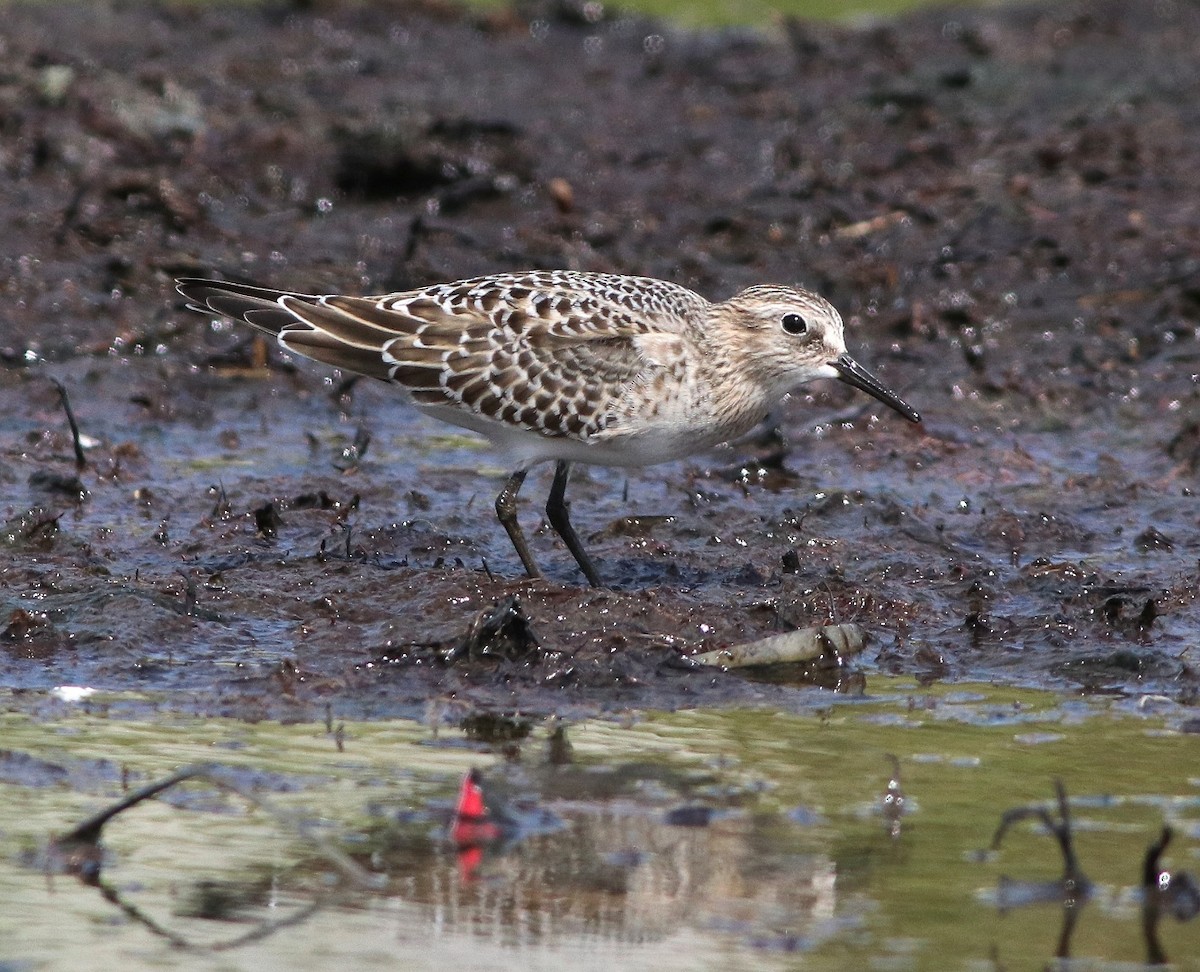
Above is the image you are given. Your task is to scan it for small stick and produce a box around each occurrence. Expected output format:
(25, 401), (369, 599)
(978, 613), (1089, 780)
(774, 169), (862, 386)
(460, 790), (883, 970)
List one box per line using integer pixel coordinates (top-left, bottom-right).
(50, 377), (87, 469)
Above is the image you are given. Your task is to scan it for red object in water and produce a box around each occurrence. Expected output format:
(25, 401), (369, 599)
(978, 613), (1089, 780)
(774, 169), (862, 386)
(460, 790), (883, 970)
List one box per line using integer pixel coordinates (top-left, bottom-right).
(451, 769), (503, 883)
(451, 769), (501, 847)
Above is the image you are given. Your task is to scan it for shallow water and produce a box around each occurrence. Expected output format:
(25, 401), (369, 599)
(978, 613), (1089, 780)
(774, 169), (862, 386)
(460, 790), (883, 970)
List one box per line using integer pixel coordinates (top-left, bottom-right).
(3, 681), (1197, 970)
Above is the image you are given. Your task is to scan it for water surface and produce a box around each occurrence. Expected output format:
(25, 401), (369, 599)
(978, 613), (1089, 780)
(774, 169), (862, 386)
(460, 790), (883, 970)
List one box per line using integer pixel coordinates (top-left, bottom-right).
(3, 681), (1197, 969)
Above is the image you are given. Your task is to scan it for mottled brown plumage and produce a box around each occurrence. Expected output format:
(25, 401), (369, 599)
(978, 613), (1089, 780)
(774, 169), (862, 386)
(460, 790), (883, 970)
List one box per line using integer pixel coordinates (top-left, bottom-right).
(178, 270), (919, 585)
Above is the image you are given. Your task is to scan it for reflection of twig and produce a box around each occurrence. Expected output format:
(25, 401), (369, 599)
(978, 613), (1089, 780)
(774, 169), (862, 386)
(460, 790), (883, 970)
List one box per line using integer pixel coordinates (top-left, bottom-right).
(1144, 827), (1172, 967)
(208, 898), (324, 952)
(992, 784), (1198, 966)
(95, 879), (192, 948)
(50, 763), (381, 951)
(56, 766), (211, 848)
(1142, 826), (1200, 966)
(991, 779), (1086, 895)
(49, 377), (87, 469)
(991, 779), (1091, 960)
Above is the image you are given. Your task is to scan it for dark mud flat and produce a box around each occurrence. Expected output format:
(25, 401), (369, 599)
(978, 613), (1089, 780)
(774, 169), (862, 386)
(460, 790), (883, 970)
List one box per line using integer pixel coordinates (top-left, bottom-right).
(2, 0), (1199, 720)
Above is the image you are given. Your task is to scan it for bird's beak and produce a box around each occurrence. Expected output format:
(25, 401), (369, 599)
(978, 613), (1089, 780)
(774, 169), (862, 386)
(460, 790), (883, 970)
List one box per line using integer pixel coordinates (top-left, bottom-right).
(833, 354), (921, 423)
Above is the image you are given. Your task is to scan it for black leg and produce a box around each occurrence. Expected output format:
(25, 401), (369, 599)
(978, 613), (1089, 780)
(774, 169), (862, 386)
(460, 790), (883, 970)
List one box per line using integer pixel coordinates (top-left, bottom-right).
(494, 468), (541, 580)
(546, 461), (603, 588)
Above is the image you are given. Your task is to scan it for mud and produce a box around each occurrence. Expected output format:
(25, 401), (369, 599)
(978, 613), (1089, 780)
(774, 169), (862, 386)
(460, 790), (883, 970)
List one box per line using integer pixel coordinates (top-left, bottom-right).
(2, 0), (1199, 719)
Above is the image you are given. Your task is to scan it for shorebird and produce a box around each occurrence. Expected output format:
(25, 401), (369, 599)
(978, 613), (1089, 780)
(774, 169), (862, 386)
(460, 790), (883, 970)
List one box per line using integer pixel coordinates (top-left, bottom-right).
(178, 270), (919, 586)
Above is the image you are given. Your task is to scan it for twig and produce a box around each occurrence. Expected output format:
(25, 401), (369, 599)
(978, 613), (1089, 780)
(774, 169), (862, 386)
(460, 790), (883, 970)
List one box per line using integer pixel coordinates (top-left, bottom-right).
(49, 377), (87, 469)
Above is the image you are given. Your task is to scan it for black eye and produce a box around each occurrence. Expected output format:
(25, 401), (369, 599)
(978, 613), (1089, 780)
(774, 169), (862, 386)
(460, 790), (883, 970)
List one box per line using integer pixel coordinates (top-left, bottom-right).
(781, 313), (808, 335)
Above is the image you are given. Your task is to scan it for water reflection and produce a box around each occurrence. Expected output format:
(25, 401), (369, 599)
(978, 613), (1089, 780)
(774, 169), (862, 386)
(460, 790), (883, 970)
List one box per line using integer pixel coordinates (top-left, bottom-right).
(4, 682), (1199, 969)
(988, 779), (1200, 966)
(369, 765), (840, 952)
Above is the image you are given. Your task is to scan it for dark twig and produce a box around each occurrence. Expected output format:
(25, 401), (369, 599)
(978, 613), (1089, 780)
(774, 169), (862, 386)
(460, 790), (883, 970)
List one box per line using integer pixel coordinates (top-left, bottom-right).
(332, 426), (371, 473)
(49, 377), (87, 469)
(55, 180), (91, 245)
(176, 569), (198, 616)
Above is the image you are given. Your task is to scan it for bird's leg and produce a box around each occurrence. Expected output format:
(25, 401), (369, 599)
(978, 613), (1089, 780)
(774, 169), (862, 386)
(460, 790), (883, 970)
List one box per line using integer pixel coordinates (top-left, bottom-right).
(495, 468), (541, 580)
(546, 461), (603, 588)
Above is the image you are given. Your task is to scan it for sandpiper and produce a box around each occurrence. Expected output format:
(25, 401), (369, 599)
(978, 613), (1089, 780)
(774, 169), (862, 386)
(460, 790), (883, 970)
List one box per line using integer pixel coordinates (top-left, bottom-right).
(178, 270), (919, 586)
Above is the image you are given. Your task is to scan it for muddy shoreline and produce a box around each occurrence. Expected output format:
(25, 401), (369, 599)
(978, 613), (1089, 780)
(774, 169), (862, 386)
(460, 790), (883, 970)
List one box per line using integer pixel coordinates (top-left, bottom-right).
(2, 0), (1199, 719)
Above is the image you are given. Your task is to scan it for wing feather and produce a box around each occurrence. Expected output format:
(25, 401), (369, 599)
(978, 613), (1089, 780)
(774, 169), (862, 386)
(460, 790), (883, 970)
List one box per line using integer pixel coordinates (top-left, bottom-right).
(177, 271), (709, 441)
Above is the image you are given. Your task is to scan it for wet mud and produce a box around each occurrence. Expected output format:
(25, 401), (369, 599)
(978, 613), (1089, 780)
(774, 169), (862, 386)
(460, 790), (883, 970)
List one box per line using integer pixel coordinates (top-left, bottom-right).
(2, 0), (1200, 718)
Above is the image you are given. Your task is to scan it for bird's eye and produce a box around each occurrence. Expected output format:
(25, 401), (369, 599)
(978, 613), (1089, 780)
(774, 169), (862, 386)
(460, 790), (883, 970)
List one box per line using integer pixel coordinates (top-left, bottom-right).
(781, 313), (808, 335)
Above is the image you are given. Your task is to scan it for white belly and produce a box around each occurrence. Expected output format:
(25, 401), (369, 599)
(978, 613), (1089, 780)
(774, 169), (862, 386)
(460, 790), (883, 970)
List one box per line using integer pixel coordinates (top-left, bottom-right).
(418, 403), (760, 470)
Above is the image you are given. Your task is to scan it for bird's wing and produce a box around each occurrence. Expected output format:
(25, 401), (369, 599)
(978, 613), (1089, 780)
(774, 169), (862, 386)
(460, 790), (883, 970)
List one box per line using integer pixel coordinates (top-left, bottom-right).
(177, 272), (705, 439)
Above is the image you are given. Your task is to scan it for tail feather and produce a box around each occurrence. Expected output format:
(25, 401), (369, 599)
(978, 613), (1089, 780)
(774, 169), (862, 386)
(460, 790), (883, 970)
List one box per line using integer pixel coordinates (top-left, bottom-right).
(176, 277), (319, 338)
(280, 330), (396, 379)
(176, 277), (399, 380)
(278, 294), (401, 351)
